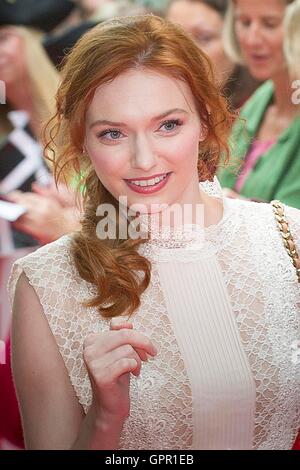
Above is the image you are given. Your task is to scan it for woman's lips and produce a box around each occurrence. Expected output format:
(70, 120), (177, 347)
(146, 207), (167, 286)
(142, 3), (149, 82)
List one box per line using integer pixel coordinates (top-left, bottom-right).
(248, 54), (270, 63)
(124, 172), (172, 195)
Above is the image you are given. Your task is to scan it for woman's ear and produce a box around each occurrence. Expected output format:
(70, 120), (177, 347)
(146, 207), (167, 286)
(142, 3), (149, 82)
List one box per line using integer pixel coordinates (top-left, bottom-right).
(82, 136), (89, 154)
(82, 143), (88, 156)
(199, 124), (208, 142)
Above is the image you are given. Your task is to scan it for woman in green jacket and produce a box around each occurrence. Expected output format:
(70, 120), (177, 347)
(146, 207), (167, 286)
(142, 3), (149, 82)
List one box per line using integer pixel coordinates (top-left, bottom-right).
(218, 0), (300, 208)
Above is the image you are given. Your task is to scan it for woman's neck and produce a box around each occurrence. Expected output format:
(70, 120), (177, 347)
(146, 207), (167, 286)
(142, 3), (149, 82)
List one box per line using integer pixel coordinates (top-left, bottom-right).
(140, 176), (224, 233)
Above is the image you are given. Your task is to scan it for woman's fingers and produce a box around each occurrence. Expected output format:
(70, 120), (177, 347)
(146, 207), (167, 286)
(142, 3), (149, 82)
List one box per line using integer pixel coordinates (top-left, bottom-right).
(31, 182), (52, 198)
(91, 343), (143, 377)
(109, 319), (153, 362)
(109, 318), (134, 331)
(84, 329), (157, 365)
(7, 191), (37, 206)
(102, 358), (138, 384)
(109, 319), (148, 362)
(5, 190), (23, 202)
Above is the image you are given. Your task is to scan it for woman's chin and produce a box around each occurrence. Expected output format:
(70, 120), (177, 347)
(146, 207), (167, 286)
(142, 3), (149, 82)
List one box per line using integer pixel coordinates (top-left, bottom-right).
(129, 203), (168, 216)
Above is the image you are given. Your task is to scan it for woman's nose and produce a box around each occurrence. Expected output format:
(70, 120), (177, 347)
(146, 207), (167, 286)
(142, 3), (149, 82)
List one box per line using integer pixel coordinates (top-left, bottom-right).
(244, 22), (264, 47)
(131, 135), (157, 173)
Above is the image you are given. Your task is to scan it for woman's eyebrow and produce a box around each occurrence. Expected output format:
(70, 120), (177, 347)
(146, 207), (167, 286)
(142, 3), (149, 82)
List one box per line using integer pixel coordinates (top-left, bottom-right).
(153, 108), (189, 120)
(235, 13), (281, 21)
(89, 108), (188, 129)
(89, 119), (126, 129)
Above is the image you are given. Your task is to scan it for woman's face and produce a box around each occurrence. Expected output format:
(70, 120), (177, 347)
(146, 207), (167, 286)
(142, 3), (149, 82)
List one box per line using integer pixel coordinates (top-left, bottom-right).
(234, 0), (287, 81)
(0, 27), (26, 85)
(84, 68), (204, 213)
(167, 0), (234, 85)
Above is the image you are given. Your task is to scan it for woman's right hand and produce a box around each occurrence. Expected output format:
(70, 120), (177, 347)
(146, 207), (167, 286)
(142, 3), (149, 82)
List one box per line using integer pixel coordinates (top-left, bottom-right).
(83, 319), (157, 426)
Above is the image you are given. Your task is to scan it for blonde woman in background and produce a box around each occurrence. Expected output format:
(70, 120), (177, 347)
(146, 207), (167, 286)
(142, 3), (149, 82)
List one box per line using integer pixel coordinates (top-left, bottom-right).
(0, 25), (80, 247)
(218, 0), (300, 207)
(0, 26), (58, 147)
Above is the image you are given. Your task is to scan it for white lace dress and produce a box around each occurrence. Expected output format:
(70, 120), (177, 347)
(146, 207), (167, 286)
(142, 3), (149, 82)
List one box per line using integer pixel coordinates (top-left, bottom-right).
(8, 179), (300, 450)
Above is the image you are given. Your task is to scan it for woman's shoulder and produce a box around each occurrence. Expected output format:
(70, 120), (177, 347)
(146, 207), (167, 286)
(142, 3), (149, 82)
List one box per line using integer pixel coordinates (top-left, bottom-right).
(226, 197), (300, 246)
(12, 233), (75, 270)
(227, 196), (300, 218)
(224, 196), (271, 218)
(7, 233), (78, 308)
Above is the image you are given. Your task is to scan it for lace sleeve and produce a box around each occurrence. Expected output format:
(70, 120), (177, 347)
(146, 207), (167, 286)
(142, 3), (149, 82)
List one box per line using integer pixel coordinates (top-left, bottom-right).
(7, 235), (73, 310)
(7, 257), (36, 310)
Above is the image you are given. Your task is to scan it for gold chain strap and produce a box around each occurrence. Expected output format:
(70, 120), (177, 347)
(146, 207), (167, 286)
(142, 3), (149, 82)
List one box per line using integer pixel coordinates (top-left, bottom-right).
(271, 200), (300, 283)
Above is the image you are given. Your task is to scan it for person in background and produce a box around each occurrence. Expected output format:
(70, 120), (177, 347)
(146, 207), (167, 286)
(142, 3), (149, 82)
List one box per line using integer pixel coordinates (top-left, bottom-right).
(217, 0), (300, 208)
(69, 0), (147, 24)
(166, 0), (259, 109)
(0, 3), (81, 450)
(0, 0), (76, 35)
(0, 24), (58, 248)
(43, 1), (149, 69)
(43, 19), (99, 69)
(134, 0), (170, 15)
(0, 23), (81, 247)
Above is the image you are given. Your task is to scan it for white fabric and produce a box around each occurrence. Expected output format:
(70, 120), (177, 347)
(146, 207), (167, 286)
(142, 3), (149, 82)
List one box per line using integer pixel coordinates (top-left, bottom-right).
(158, 257), (256, 449)
(7, 179), (300, 450)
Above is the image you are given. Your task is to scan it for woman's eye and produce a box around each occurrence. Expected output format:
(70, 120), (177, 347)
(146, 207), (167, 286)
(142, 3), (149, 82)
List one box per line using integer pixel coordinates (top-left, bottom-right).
(240, 20), (250, 28)
(97, 129), (123, 140)
(109, 131), (122, 139)
(159, 120), (181, 132)
(263, 20), (280, 29)
(194, 33), (215, 44)
(236, 17), (251, 28)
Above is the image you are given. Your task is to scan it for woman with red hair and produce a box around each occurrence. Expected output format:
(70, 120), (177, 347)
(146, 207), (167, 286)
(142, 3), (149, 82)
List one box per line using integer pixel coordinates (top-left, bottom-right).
(7, 15), (300, 450)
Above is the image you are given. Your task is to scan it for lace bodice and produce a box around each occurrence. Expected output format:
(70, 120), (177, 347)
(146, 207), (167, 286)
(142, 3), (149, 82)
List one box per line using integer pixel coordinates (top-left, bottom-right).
(8, 179), (300, 450)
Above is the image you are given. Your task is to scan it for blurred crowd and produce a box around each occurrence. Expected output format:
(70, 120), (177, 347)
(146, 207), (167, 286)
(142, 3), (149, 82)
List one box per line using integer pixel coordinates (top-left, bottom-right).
(0, 0), (299, 450)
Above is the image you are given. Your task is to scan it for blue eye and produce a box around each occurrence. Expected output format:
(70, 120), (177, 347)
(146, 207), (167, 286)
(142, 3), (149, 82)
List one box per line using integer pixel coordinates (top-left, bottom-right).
(160, 119), (182, 132)
(98, 129), (123, 140)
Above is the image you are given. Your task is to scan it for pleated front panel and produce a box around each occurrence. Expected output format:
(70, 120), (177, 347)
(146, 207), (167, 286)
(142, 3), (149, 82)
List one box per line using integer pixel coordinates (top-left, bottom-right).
(158, 255), (256, 449)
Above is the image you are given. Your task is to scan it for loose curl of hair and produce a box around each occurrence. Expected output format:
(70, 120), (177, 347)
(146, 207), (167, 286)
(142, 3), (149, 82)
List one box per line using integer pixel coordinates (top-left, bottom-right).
(44, 14), (235, 319)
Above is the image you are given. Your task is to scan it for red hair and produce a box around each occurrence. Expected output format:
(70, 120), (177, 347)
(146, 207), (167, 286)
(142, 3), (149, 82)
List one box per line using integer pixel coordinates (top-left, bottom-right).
(45, 15), (235, 318)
